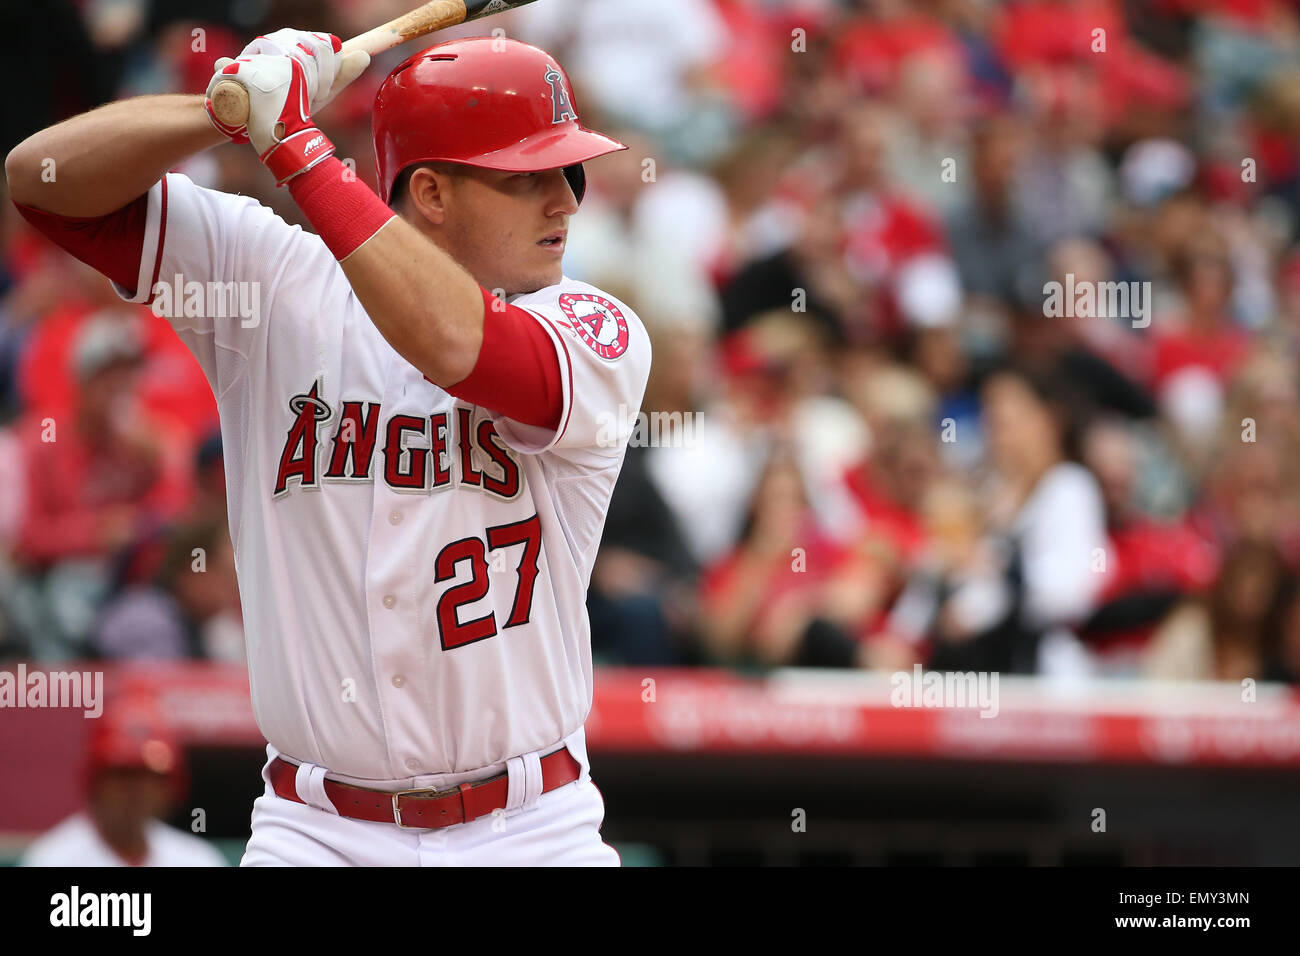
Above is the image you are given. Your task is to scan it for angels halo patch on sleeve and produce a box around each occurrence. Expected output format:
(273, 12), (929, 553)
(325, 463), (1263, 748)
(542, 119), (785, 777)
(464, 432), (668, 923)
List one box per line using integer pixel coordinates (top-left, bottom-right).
(558, 292), (630, 361)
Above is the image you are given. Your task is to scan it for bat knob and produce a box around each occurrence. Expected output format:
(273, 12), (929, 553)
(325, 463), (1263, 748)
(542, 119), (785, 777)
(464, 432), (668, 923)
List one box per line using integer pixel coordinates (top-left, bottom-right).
(210, 80), (252, 129)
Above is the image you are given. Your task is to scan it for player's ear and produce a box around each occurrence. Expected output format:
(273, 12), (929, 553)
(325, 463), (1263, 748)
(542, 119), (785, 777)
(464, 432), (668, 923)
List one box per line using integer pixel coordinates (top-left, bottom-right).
(405, 165), (450, 227)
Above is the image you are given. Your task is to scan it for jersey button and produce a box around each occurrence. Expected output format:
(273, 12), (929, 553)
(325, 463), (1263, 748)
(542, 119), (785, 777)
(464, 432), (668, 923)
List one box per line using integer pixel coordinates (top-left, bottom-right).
(391, 675), (405, 688)
(389, 511), (402, 525)
(382, 594), (396, 609)
(405, 758), (420, 772)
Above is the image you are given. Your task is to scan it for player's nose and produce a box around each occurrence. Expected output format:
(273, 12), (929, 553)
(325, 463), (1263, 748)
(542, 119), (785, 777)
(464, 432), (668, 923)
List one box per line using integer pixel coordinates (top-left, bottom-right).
(544, 168), (580, 217)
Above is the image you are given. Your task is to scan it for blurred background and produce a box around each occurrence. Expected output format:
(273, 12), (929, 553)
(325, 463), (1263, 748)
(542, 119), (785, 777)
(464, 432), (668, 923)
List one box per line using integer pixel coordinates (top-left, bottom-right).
(3, 0), (1300, 866)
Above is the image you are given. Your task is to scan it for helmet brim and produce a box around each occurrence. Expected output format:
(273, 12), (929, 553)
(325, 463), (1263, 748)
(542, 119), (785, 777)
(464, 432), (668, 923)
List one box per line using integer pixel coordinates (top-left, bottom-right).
(463, 124), (627, 172)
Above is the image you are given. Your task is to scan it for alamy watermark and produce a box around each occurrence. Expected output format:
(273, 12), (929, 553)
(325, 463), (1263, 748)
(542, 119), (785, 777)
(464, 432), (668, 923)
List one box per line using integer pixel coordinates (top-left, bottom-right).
(1043, 274), (1151, 328)
(151, 274), (261, 328)
(890, 664), (999, 718)
(50, 886), (150, 936)
(595, 405), (703, 448)
(0, 664), (102, 717)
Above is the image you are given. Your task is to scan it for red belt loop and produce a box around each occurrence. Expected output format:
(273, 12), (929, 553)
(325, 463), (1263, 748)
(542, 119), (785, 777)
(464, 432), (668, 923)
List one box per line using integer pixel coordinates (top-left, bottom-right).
(268, 746), (582, 830)
(457, 782), (476, 824)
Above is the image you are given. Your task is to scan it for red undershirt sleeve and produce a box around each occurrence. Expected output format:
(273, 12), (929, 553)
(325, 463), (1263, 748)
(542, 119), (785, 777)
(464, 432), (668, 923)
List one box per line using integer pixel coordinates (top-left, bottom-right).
(11, 196), (149, 294)
(441, 286), (563, 432)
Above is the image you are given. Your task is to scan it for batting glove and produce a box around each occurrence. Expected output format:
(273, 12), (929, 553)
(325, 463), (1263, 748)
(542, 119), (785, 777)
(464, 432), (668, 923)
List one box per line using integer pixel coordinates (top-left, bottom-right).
(204, 30), (368, 144)
(205, 55), (336, 186)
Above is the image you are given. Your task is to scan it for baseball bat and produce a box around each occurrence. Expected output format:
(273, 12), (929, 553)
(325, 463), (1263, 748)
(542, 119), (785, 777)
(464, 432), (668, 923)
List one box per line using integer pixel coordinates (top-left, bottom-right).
(209, 0), (541, 129)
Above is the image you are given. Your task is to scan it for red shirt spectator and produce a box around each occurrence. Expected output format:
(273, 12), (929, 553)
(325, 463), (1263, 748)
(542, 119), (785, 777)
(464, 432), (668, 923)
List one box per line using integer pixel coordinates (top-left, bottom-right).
(15, 412), (193, 568)
(842, 460), (929, 564)
(699, 518), (856, 649)
(994, 0), (1127, 69)
(834, 13), (963, 93)
(1150, 322), (1251, 391)
(12, 319), (194, 569)
(17, 301), (218, 446)
(1103, 518), (1221, 600)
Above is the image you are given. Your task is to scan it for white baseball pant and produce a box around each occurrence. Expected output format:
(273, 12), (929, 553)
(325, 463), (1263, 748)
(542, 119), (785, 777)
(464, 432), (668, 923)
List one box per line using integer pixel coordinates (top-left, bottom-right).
(240, 736), (620, 866)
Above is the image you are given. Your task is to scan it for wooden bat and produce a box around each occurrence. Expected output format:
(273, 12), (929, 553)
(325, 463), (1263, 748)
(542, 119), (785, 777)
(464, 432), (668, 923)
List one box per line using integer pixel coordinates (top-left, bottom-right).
(209, 0), (540, 129)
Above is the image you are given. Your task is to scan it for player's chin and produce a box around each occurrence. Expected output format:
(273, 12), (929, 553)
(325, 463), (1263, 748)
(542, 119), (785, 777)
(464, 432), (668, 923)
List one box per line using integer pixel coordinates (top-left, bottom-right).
(520, 255), (563, 291)
(506, 268), (561, 296)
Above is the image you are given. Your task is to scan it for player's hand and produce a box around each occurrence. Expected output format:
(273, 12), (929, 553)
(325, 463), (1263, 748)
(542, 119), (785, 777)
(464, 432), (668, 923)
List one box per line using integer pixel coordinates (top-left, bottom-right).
(204, 30), (369, 144)
(237, 29), (369, 113)
(205, 54), (336, 185)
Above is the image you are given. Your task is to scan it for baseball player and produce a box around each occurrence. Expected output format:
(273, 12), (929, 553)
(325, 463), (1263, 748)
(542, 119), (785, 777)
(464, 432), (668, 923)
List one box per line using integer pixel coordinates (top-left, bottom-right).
(7, 32), (650, 865)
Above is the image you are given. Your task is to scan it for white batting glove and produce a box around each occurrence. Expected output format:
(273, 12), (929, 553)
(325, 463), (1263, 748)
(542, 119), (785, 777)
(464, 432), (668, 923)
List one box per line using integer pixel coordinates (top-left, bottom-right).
(205, 55), (335, 185)
(235, 29), (369, 113)
(204, 30), (368, 144)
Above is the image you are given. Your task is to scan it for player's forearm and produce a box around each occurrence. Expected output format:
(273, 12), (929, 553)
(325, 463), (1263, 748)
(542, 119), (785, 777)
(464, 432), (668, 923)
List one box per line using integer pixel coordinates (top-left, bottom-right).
(339, 216), (486, 388)
(5, 95), (225, 217)
(287, 163), (563, 425)
(199, 42), (484, 388)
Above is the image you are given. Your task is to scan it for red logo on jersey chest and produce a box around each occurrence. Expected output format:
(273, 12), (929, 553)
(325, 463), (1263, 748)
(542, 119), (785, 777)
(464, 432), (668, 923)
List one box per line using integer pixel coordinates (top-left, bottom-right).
(558, 292), (629, 360)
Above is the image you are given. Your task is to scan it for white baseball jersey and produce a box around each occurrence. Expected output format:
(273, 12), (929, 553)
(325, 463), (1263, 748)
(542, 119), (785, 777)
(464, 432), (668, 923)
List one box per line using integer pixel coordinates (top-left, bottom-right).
(21, 812), (227, 867)
(112, 173), (650, 781)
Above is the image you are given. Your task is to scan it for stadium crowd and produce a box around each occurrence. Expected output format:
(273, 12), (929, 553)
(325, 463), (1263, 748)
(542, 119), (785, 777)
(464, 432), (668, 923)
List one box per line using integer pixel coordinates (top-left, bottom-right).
(4, 0), (1300, 684)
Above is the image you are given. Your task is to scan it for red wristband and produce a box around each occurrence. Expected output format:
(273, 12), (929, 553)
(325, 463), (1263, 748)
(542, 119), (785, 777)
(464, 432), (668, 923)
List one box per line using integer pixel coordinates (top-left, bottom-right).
(288, 157), (398, 260)
(262, 127), (335, 186)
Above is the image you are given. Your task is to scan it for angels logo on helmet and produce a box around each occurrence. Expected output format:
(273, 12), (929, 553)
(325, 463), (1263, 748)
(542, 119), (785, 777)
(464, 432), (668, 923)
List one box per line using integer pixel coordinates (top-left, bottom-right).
(545, 66), (577, 124)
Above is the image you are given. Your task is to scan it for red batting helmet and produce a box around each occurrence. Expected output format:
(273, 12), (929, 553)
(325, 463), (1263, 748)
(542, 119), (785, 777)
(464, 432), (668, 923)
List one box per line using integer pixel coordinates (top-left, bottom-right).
(85, 694), (183, 789)
(372, 37), (626, 204)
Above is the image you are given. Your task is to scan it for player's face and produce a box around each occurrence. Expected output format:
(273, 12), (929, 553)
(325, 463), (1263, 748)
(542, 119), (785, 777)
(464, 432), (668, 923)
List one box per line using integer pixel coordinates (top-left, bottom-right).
(439, 167), (579, 294)
(91, 769), (170, 828)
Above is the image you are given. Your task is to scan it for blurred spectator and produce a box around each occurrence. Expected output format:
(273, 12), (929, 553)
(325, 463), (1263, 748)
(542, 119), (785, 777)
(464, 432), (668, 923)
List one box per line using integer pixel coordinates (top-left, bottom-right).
(16, 266), (219, 448)
(872, 475), (1010, 671)
(588, 323), (707, 665)
(1011, 66), (1118, 245)
(836, 102), (957, 340)
(1209, 538), (1289, 680)
(872, 364), (1110, 677)
(517, 0), (732, 162)
(1155, 232), (1251, 384)
(647, 311), (867, 567)
(1078, 417), (1220, 674)
(965, 364), (1108, 675)
(718, 175), (858, 342)
(564, 128), (728, 325)
(834, 0), (966, 97)
(945, 115), (1042, 308)
(21, 693), (226, 866)
(698, 450), (881, 668)
(589, 443), (700, 666)
(837, 361), (942, 563)
(901, 323), (984, 471)
(643, 322), (769, 568)
(5, 315), (193, 659)
(886, 49), (973, 218)
(95, 518), (243, 661)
